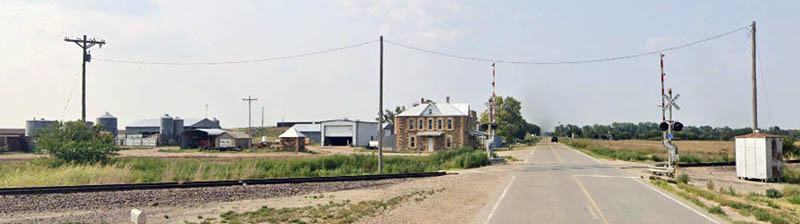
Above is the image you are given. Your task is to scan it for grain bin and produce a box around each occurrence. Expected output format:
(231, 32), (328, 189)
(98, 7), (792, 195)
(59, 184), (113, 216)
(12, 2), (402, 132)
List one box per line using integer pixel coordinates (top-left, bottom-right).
(96, 112), (118, 137)
(735, 132), (783, 181)
(25, 118), (58, 137)
(159, 114), (174, 145)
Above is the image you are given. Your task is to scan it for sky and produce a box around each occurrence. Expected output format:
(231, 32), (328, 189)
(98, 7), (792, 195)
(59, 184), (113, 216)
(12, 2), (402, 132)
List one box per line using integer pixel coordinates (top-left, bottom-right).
(0, 0), (798, 132)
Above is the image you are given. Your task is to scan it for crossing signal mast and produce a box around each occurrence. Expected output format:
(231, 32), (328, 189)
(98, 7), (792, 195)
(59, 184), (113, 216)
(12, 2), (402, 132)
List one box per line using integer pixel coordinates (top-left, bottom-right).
(652, 54), (684, 177)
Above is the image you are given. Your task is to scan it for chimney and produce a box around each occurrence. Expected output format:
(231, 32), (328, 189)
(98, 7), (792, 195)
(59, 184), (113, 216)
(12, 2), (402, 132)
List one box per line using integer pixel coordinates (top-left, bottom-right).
(421, 98), (425, 104)
(446, 96), (450, 103)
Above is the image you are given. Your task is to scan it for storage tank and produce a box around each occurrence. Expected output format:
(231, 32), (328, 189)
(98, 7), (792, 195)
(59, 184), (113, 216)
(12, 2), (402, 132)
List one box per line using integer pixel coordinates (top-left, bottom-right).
(96, 112), (118, 137)
(173, 116), (184, 143)
(159, 114), (174, 145)
(25, 118), (58, 137)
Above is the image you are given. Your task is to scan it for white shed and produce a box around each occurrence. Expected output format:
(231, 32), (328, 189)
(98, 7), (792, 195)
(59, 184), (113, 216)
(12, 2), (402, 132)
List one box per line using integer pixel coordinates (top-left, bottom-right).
(735, 132), (783, 181)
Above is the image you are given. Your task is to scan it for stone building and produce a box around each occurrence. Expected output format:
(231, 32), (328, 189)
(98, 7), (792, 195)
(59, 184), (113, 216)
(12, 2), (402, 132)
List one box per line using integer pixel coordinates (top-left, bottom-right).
(395, 97), (479, 152)
(279, 127), (307, 152)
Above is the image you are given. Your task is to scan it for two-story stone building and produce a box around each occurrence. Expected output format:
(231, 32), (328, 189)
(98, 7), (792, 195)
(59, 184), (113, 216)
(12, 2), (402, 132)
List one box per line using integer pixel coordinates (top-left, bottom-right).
(395, 97), (479, 151)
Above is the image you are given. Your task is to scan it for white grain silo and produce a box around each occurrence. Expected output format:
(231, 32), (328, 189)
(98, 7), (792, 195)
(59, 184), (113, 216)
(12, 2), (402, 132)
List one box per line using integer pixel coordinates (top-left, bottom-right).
(735, 132), (783, 181)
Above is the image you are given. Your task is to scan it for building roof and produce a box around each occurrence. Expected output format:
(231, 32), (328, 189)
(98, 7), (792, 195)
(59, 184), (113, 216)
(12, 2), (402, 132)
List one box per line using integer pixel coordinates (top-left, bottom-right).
(398, 103), (470, 117)
(128, 117), (217, 128)
(279, 127), (307, 138)
(98, 112), (116, 119)
(0, 128), (25, 136)
(319, 118), (378, 124)
(226, 131), (251, 139)
(292, 123), (321, 133)
(196, 128), (226, 136)
(735, 132), (780, 138)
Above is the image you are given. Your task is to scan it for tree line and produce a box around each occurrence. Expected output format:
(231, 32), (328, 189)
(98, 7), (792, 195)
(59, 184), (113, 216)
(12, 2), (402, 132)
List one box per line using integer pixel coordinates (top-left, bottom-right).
(553, 122), (800, 141)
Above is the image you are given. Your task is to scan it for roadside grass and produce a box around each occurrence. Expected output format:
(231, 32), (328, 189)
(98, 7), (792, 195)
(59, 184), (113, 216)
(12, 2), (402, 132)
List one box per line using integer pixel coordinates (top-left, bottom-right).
(650, 177), (800, 224)
(562, 138), (730, 163)
(219, 188), (445, 224)
(784, 167), (800, 184)
(0, 148), (487, 187)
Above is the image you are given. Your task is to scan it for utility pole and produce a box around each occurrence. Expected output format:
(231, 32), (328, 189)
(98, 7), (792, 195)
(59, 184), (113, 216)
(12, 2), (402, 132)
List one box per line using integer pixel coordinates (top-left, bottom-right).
(751, 21), (758, 132)
(64, 35), (105, 122)
(242, 96), (257, 137)
(205, 104), (209, 118)
(661, 54), (666, 140)
(488, 62), (496, 158)
(378, 36), (384, 174)
(261, 106), (265, 137)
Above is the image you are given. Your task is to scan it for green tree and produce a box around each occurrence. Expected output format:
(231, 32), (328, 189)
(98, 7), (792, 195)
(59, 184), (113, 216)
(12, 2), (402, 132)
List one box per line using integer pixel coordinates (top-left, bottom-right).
(35, 121), (118, 164)
(385, 106), (405, 126)
(480, 96), (539, 143)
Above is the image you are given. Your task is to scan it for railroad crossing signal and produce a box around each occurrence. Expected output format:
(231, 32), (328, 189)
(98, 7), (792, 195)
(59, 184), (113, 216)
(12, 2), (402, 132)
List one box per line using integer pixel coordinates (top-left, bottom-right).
(664, 93), (680, 111)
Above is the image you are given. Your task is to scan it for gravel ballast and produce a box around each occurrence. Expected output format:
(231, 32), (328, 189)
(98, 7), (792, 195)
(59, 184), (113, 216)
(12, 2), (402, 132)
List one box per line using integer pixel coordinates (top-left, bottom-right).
(0, 179), (404, 223)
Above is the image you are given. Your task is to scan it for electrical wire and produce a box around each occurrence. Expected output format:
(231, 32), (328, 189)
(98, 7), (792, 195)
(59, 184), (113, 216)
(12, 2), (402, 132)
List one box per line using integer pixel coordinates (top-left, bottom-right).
(94, 39), (379, 65)
(384, 25), (750, 65)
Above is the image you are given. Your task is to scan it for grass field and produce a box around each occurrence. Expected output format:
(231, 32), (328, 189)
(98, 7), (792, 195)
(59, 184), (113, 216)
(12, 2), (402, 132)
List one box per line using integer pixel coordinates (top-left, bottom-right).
(562, 138), (733, 163)
(652, 177), (800, 224)
(0, 148), (487, 188)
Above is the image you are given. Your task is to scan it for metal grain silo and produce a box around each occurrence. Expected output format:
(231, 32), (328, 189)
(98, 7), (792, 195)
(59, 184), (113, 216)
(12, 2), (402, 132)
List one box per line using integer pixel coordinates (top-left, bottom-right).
(25, 118), (58, 137)
(212, 117), (221, 128)
(160, 114), (174, 145)
(173, 116), (184, 143)
(96, 112), (118, 137)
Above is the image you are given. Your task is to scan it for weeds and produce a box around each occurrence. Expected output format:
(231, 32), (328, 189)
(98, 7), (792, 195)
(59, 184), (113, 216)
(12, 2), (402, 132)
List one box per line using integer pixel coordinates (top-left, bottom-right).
(0, 149), (488, 187)
(677, 174), (689, 184)
(783, 167), (800, 184)
(765, 189), (783, 199)
(706, 180), (715, 191)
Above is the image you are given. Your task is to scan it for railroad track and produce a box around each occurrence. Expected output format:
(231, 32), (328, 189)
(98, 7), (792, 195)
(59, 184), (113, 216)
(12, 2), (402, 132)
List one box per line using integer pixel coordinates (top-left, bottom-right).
(0, 172), (446, 195)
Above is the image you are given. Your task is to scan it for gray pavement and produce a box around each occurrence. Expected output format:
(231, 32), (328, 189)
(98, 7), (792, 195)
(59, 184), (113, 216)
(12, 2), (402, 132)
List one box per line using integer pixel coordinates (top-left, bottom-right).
(484, 142), (724, 224)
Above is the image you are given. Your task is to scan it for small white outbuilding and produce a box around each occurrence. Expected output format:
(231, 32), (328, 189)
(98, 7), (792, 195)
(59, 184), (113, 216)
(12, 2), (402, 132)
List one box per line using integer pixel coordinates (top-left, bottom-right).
(735, 132), (783, 181)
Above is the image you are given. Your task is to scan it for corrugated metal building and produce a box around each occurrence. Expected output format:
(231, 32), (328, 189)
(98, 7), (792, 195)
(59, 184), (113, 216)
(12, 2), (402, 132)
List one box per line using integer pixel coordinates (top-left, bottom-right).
(320, 119), (379, 147)
(0, 128), (27, 151)
(290, 123), (321, 144)
(124, 115), (222, 146)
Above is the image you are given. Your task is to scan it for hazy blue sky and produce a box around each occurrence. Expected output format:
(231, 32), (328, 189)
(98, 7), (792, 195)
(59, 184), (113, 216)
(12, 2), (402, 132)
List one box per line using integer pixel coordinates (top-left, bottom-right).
(1, 0), (797, 131)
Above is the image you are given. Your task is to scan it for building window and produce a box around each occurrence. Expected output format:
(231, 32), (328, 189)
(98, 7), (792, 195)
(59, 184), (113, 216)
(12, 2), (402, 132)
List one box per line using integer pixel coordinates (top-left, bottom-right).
(437, 119), (443, 130)
(418, 119), (423, 129)
(447, 119), (453, 130)
(427, 119), (432, 130)
(410, 136), (416, 148)
(446, 135), (452, 148)
(428, 109), (432, 115)
(409, 119), (414, 130)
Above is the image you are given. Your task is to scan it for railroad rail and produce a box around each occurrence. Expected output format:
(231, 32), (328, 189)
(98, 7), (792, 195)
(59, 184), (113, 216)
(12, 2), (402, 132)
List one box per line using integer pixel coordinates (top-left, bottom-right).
(0, 172), (446, 195)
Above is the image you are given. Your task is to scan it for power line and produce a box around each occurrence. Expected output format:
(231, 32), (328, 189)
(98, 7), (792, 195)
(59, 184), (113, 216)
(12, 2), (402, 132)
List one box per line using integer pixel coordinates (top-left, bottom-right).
(94, 39), (379, 65)
(384, 25), (750, 65)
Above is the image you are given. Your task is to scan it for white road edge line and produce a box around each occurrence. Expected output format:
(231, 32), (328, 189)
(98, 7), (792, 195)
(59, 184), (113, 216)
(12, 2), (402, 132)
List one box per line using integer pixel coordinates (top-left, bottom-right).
(634, 179), (720, 224)
(485, 175), (516, 224)
(573, 174), (639, 179)
(568, 146), (603, 164)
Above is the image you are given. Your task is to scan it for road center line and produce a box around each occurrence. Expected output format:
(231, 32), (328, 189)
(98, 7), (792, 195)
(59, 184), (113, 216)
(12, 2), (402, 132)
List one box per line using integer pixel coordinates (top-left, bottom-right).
(572, 175), (610, 224)
(524, 147), (537, 163)
(634, 179), (720, 224)
(549, 145), (562, 162)
(485, 175), (516, 224)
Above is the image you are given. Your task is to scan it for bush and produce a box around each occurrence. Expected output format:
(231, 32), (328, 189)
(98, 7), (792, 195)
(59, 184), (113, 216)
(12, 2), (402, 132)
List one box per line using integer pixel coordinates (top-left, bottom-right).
(650, 155), (664, 162)
(35, 121), (118, 164)
(677, 174), (689, 184)
(708, 206), (725, 216)
(781, 136), (798, 158)
(765, 188), (783, 198)
(783, 167), (800, 184)
(706, 180), (715, 191)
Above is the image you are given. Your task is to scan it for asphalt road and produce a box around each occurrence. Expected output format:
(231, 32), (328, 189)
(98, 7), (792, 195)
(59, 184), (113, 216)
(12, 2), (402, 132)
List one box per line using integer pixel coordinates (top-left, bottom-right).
(484, 142), (724, 224)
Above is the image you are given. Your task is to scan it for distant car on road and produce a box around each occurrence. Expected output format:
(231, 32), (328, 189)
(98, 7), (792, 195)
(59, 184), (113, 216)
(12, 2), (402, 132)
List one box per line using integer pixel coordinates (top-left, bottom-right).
(551, 136), (558, 143)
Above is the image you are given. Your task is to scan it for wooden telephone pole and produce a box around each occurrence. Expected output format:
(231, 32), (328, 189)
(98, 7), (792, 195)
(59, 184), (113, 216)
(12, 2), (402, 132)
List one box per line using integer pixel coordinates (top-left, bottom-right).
(243, 96), (258, 137)
(64, 35), (105, 122)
